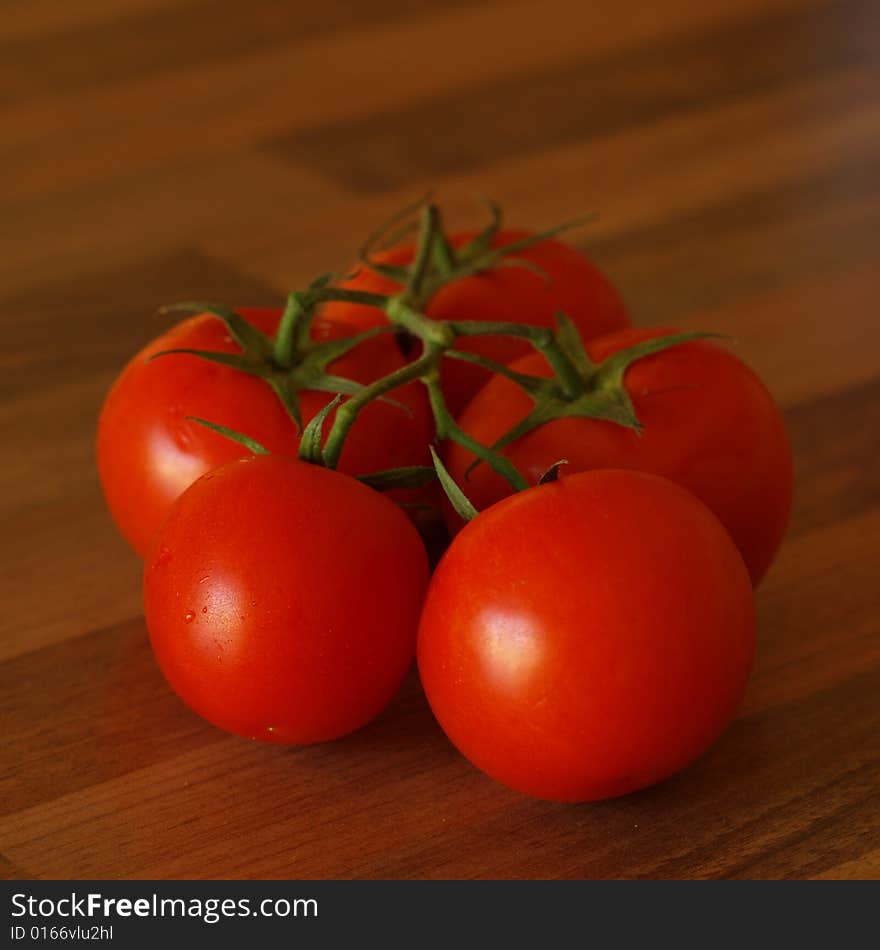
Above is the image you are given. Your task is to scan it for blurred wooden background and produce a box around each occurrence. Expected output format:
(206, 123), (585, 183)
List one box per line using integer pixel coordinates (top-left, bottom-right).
(2, 0), (879, 879)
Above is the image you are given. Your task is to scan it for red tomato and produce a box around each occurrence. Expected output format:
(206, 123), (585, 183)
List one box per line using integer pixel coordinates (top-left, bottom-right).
(322, 229), (629, 414)
(98, 307), (434, 556)
(418, 469), (755, 802)
(144, 455), (429, 743)
(446, 328), (793, 585)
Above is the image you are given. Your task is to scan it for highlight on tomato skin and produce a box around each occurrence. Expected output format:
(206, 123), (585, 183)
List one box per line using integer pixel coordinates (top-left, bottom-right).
(320, 229), (630, 415)
(444, 327), (794, 585)
(417, 468), (756, 803)
(143, 455), (430, 745)
(97, 307), (434, 557)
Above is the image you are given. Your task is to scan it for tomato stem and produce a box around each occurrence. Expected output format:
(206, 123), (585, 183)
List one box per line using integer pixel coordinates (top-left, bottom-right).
(273, 292), (307, 369)
(423, 370), (529, 492)
(158, 199), (723, 518)
(321, 347), (439, 471)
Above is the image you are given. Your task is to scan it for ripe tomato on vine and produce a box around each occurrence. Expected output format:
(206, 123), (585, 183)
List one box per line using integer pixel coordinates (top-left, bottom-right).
(97, 198), (786, 791)
(98, 305), (433, 556)
(321, 225), (629, 414)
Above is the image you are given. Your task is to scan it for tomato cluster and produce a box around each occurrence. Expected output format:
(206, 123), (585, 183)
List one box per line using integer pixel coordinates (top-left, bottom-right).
(98, 307), (434, 557)
(98, 208), (792, 803)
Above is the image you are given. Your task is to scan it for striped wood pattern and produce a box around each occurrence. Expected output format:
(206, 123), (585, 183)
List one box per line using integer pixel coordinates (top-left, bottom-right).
(2, 0), (878, 879)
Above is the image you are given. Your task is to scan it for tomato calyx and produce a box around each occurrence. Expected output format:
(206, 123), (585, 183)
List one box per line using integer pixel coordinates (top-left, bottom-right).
(149, 202), (598, 499)
(360, 197), (595, 315)
(462, 328), (728, 481)
(153, 284), (398, 432)
(316, 205), (605, 493)
(187, 410), (437, 492)
(149, 201), (725, 521)
(185, 417), (271, 457)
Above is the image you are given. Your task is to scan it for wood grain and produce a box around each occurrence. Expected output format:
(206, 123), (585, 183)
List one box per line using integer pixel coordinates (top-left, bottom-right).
(2, 0), (878, 880)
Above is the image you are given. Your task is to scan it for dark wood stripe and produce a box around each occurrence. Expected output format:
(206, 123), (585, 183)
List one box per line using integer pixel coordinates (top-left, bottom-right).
(586, 153), (880, 323)
(364, 665), (880, 879)
(725, 765), (880, 878)
(0, 852), (34, 881)
(3, 504), (877, 875)
(0, 250), (283, 551)
(0, 250), (281, 400)
(0, 617), (219, 817)
(642, 668), (880, 879)
(0, 0), (480, 106)
(785, 376), (880, 540)
(267, 0), (878, 190)
(3, 0), (878, 880)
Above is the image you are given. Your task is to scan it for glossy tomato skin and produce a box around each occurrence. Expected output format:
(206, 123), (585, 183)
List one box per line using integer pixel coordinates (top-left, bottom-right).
(418, 469), (755, 802)
(321, 230), (629, 414)
(98, 307), (434, 556)
(145, 456), (429, 744)
(446, 328), (793, 585)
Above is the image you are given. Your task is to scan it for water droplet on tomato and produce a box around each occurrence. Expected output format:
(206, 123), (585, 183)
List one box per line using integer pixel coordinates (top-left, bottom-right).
(184, 611), (195, 623)
(174, 428), (193, 450)
(201, 606), (208, 613)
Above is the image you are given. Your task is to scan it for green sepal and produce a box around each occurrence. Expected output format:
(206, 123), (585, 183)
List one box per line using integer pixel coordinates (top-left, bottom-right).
(470, 331), (728, 477)
(298, 395), (343, 466)
(406, 204), (441, 301)
(447, 319), (553, 340)
(462, 388), (639, 482)
(298, 373), (412, 417)
(308, 272), (336, 291)
(594, 331), (728, 391)
(425, 375), (529, 492)
(357, 466), (437, 491)
(562, 388), (642, 431)
(458, 196), (503, 260)
(448, 214), (597, 284)
(359, 261), (409, 284)
(157, 302), (273, 359)
(311, 286), (394, 309)
(376, 394), (413, 416)
(359, 192), (433, 260)
(553, 311), (596, 379)
(301, 374), (369, 398)
(489, 256), (550, 282)
(443, 349), (555, 398)
(484, 403), (556, 457)
(273, 292), (309, 368)
(429, 217), (457, 277)
(266, 374), (303, 432)
(305, 326), (393, 371)
(185, 417), (269, 456)
(147, 348), (264, 374)
(430, 447), (479, 522)
(355, 194), (432, 283)
(462, 400), (558, 480)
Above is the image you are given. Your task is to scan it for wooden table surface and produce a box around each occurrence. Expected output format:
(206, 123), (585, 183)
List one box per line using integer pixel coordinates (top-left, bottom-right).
(3, 0), (879, 880)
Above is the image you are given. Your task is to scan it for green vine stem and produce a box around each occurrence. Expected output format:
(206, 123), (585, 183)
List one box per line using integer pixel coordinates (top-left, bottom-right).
(423, 370), (529, 492)
(318, 293), (580, 491)
(320, 347), (440, 469)
(164, 198), (725, 516)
